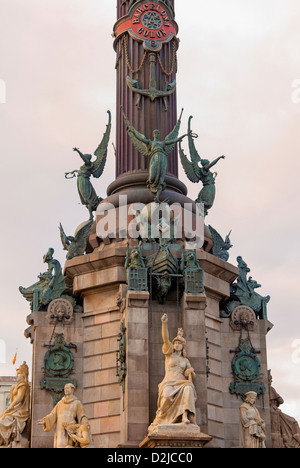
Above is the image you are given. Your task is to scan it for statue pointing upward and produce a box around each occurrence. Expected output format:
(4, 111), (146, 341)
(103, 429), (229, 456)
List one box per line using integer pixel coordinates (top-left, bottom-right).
(122, 108), (194, 202)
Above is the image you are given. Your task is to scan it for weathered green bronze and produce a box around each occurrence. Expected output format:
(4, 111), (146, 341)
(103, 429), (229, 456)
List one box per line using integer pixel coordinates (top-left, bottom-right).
(59, 219), (94, 260)
(230, 325), (265, 401)
(181, 249), (205, 295)
(116, 321), (127, 411)
(122, 107), (192, 201)
(209, 225), (233, 262)
(40, 333), (78, 406)
(126, 53), (176, 111)
(220, 256), (270, 320)
(65, 111), (111, 219)
(179, 116), (225, 216)
(19, 249), (71, 312)
(125, 242), (148, 291)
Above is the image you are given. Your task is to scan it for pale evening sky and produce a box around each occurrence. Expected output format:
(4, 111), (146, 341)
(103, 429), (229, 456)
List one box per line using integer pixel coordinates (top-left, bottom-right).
(0, 0), (300, 421)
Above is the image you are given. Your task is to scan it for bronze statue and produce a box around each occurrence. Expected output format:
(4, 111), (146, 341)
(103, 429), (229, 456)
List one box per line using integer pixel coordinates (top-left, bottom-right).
(122, 108), (194, 201)
(19, 248), (70, 311)
(65, 111), (111, 219)
(59, 219), (94, 260)
(179, 116), (225, 216)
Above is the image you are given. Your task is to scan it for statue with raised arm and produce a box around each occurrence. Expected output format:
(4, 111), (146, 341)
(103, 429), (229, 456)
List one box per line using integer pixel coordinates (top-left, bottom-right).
(0, 362), (30, 447)
(148, 314), (198, 433)
(179, 116), (225, 216)
(65, 111), (111, 219)
(122, 108), (194, 202)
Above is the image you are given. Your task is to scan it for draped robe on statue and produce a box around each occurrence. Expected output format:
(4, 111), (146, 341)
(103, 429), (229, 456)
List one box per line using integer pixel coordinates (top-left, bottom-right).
(0, 380), (30, 446)
(42, 395), (87, 448)
(151, 340), (197, 427)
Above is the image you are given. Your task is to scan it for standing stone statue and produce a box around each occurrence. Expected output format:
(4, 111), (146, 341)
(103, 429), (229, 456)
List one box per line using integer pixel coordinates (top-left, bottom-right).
(148, 314), (198, 433)
(239, 391), (266, 448)
(122, 108), (193, 202)
(0, 362), (30, 448)
(38, 383), (91, 448)
(65, 111), (111, 219)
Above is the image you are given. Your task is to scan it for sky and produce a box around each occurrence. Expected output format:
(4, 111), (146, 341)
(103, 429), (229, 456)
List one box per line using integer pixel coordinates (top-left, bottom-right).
(0, 0), (300, 422)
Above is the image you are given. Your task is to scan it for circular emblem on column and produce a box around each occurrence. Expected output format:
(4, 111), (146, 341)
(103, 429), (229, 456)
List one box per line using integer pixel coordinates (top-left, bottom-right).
(114, 1), (178, 51)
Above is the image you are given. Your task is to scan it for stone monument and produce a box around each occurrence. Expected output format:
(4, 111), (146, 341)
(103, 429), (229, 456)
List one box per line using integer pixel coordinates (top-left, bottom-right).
(18, 0), (300, 449)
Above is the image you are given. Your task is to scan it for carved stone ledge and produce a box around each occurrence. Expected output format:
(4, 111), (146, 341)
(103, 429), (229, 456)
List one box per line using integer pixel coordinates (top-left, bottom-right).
(140, 430), (212, 449)
(127, 290), (150, 309)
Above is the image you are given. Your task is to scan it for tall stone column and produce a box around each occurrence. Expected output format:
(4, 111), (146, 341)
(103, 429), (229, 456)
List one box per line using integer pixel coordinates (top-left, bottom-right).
(114, 0), (178, 177)
(106, 0), (190, 206)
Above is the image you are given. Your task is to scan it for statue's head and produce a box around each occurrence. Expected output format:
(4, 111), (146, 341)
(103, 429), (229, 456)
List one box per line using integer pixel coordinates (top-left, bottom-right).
(153, 130), (160, 140)
(16, 362), (29, 383)
(201, 159), (209, 167)
(64, 383), (76, 396)
(245, 391), (257, 405)
(172, 329), (187, 357)
(85, 154), (92, 162)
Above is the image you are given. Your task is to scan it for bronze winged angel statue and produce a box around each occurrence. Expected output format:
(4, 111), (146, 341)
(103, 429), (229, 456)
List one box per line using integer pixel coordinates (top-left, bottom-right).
(59, 219), (94, 261)
(65, 111), (112, 219)
(122, 107), (194, 202)
(179, 116), (225, 216)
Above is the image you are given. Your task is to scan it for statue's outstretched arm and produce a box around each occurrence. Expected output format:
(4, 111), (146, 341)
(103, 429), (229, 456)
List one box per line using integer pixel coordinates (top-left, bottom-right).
(165, 132), (191, 146)
(161, 314), (170, 344)
(206, 155), (225, 170)
(129, 130), (150, 146)
(73, 147), (92, 165)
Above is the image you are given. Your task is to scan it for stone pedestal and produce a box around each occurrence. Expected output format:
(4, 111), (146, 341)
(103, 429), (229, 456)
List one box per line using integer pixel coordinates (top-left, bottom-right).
(140, 424), (212, 448)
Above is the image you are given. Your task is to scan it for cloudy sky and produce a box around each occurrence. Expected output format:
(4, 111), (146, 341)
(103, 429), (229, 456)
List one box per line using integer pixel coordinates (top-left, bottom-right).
(1, 0), (300, 421)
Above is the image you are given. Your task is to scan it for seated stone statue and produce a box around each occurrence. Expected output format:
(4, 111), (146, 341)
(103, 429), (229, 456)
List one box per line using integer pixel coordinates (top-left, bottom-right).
(148, 314), (198, 433)
(38, 383), (91, 448)
(269, 370), (300, 448)
(0, 362), (30, 447)
(240, 391), (266, 448)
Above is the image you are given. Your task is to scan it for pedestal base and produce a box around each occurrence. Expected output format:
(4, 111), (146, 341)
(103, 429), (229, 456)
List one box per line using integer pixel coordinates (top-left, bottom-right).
(140, 425), (212, 448)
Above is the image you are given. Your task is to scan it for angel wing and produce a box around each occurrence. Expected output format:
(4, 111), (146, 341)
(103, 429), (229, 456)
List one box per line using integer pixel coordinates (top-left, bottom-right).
(92, 111), (112, 179)
(179, 142), (201, 183)
(164, 108), (184, 155)
(209, 225), (224, 256)
(59, 223), (74, 251)
(121, 107), (151, 156)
